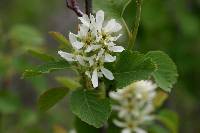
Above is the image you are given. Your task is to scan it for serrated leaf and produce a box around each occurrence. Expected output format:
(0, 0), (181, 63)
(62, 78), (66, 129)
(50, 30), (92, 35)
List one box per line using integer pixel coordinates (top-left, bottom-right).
(156, 109), (179, 133)
(22, 60), (70, 78)
(55, 76), (81, 90)
(146, 51), (178, 92)
(70, 89), (111, 128)
(38, 87), (69, 111)
(114, 51), (156, 88)
(28, 49), (56, 62)
(49, 31), (71, 49)
(75, 117), (100, 133)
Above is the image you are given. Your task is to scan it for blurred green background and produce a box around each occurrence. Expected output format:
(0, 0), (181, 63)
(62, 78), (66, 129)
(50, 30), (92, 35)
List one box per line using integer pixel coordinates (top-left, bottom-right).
(0, 0), (199, 133)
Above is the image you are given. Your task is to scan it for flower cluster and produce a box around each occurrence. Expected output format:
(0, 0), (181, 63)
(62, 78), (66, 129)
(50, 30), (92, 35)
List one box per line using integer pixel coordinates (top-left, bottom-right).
(109, 80), (157, 133)
(58, 10), (124, 88)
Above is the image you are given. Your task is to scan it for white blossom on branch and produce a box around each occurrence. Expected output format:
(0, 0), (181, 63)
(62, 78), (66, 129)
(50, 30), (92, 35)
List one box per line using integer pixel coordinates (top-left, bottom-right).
(58, 10), (124, 88)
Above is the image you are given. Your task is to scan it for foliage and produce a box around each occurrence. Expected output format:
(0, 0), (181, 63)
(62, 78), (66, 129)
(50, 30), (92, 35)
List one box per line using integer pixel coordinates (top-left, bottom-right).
(38, 87), (69, 111)
(19, 0), (178, 131)
(146, 51), (178, 92)
(4, 0), (200, 132)
(114, 50), (156, 88)
(22, 61), (71, 78)
(70, 89), (111, 128)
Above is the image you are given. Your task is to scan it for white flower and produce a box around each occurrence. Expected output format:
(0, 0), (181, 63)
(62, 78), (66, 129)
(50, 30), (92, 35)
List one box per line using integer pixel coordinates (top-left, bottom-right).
(58, 50), (86, 66)
(58, 50), (76, 61)
(109, 80), (157, 133)
(90, 67), (114, 88)
(69, 32), (84, 49)
(113, 120), (147, 133)
(91, 68), (99, 88)
(58, 10), (124, 88)
(69, 129), (77, 133)
(103, 19), (122, 33)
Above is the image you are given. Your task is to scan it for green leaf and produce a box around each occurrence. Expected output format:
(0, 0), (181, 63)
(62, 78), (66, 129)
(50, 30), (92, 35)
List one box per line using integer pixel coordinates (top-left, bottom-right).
(28, 49), (56, 62)
(55, 76), (81, 90)
(156, 109), (179, 133)
(114, 51), (156, 88)
(70, 89), (111, 128)
(38, 87), (69, 111)
(9, 25), (44, 46)
(49, 31), (71, 50)
(75, 117), (100, 133)
(22, 60), (70, 78)
(145, 51), (178, 92)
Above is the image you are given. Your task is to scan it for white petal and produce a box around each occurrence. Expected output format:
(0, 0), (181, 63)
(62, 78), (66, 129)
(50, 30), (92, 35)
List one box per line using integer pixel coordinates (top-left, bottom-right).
(122, 128), (132, 133)
(69, 32), (77, 44)
(73, 41), (84, 50)
(76, 55), (86, 66)
(104, 53), (116, 62)
(108, 46), (125, 52)
(96, 10), (104, 31)
(110, 34), (122, 41)
(104, 19), (122, 33)
(109, 92), (122, 100)
(69, 33), (84, 49)
(58, 51), (75, 61)
(118, 109), (127, 118)
(85, 45), (101, 53)
(112, 105), (122, 111)
(142, 115), (155, 122)
(106, 42), (116, 47)
(90, 14), (96, 26)
(69, 129), (76, 133)
(101, 67), (114, 80)
(78, 24), (89, 38)
(134, 128), (147, 133)
(78, 14), (90, 27)
(92, 69), (98, 88)
(96, 49), (105, 60)
(113, 119), (126, 128)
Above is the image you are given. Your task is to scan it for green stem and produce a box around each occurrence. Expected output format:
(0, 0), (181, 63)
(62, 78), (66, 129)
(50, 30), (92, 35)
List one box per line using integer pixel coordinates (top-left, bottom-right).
(128, 0), (143, 50)
(122, 18), (131, 38)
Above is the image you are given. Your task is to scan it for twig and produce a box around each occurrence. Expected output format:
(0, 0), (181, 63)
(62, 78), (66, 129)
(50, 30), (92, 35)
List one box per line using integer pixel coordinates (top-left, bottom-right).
(85, 0), (93, 15)
(128, 0), (143, 49)
(66, 0), (83, 17)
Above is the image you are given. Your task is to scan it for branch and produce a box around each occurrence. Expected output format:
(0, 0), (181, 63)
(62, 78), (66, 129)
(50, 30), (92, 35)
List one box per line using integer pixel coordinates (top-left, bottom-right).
(128, 0), (142, 49)
(66, 0), (83, 17)
(85, 0), (93, 15)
